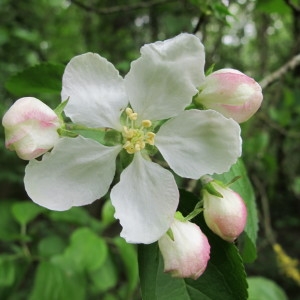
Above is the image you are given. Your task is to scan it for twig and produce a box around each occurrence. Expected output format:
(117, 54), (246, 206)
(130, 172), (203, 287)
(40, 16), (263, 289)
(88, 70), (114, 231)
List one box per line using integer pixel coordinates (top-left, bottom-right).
(70, 0), (176, 15)
(259, 53), (300, 89)
(252, 175), (276, 244)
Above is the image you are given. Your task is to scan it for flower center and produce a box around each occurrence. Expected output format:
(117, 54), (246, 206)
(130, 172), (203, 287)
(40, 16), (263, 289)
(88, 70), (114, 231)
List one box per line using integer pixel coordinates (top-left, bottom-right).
(122, 108), (155, 154)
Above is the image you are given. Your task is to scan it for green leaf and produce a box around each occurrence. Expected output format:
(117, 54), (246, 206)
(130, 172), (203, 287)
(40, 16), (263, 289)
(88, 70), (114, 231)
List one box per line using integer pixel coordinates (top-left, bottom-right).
(38, 236), (67, 258)
(0, 200), (19, 241)
(29, 261), (86, 300)
(139, 190), (248, 300)
(48, 207), (103, 231)
(101, 198), (116, 226)
(113, 237), (139, 296)
(0, 256), (15, 287)
(5, 62), (65, 96)
(247, 276), (288, 300)
(213, 159), (258, 263)
(11, 201), (46, 226)
(256, 0), (291, 14)
(64, 227), (108, 272)
(89, 251), (118, 294)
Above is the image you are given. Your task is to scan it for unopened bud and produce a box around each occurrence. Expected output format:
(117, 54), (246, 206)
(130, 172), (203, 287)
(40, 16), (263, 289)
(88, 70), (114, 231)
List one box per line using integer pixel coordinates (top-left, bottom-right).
(158, 218), (210, 280)
(2, 97), (60, 160)
(195, 68), (263, 123)
(203, 181), (247, 242)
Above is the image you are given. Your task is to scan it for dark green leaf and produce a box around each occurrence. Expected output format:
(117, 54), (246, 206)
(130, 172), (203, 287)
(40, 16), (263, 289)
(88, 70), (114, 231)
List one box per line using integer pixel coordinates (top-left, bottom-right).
(0, 256), (15, 287)
(0, 200), (19, 241)
(5, 63), (64, 96)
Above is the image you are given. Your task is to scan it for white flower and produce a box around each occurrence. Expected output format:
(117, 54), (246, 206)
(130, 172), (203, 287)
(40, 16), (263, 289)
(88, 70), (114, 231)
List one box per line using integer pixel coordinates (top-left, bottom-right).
(2, 97), (60, 160)
(195, 68), (263, 123)
(24, 33), (242, 244)
(158, 218), (210, 279)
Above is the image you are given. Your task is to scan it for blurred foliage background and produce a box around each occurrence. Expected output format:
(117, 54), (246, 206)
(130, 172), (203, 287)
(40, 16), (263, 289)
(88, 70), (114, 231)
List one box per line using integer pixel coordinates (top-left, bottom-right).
(0, 0), (300, 299)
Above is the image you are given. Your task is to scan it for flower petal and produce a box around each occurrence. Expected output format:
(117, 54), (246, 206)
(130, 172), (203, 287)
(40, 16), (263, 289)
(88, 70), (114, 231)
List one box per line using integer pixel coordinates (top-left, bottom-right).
(110, 152), (179, 244)
(24, 136), (121, 211)
(62, 53), (128, 130)
(155, 109), (242, 179)
(124, 33), (205, 121)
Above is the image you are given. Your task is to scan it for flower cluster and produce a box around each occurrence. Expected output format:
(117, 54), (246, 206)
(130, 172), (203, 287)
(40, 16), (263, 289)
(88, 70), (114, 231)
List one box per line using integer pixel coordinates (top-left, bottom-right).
(2, 33), (261, 280)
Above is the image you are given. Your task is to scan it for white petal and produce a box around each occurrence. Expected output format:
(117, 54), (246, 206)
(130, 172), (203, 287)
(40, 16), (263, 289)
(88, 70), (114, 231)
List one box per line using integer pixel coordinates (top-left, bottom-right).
(155, 109), (242, 179)
(110, 152), (179, 244)
(124, 33), (205, 121)
(62, 53), (128, 130)
(24, 136), (121, 211)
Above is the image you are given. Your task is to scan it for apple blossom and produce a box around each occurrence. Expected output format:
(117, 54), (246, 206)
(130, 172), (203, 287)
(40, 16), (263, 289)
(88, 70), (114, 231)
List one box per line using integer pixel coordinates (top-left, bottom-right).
(158, 218), (210, 279)
(195, 68), (263, 123)
(23, 33), (242, 244)
(2, 97), (60, 160)
(203, 181), (247, 242)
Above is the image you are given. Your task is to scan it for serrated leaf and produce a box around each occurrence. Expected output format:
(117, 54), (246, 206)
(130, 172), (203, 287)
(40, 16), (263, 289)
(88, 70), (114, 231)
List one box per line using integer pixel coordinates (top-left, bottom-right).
(5, 63), (64, 96)
(12, 201), (46, 226)
(213, 159), (258, 263)
(139, 190), (248, 300)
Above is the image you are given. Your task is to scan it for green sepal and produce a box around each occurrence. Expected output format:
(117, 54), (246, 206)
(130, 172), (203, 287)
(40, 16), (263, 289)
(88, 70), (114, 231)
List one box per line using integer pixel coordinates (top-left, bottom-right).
(225, 175), (242, 186)
(203, 181), (223, 198)
(57, 128), (78, 138)
(54, 98), (69, 117)
(166, 228), (174, 241)
(205, 63), (215, 76)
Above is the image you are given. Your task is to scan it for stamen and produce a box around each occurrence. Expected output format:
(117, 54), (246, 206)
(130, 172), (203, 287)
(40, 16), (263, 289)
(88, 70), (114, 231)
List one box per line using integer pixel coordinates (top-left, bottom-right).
(122, 108), (155, 154)
(125, 107), (133, 116)
(142, 120), (152, 128)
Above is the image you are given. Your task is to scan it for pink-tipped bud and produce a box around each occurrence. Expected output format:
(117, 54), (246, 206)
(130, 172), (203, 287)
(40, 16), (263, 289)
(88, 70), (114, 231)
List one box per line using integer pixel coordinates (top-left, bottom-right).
(195, 68), (263, 123)
(158, 218), (210, 280)
(2, 97), (60, 160)
(203, 181), (247, 242)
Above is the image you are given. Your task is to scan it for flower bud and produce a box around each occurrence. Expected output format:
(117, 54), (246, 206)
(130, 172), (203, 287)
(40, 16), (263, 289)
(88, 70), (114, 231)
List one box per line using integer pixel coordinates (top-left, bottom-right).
(203, 181), (247, 242)
(195, 68), (263, 123)
(2, 97), (60, 160)
(158, 218), (210, 280)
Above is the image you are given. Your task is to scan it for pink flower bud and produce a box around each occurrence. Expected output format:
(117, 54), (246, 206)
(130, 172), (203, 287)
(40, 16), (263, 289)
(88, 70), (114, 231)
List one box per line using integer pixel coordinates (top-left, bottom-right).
(195, 69), (263, 123)
(158, 219), (210, 280)
(2, 97), (60, 160)
(203, 182), (247, 242)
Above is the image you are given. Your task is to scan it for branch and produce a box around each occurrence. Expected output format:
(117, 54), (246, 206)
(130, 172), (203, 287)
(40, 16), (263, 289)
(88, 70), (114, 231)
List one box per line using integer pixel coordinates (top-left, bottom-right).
(259, 53), (300, 89)
(70, 0), (176, 15)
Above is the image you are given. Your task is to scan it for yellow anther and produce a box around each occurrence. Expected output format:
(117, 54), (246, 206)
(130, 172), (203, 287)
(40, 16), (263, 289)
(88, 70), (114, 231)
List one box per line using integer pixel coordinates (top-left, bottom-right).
(142, 120), (152, 128)
(122, 108), (155, 154)
(146, 132), (156, 145)
(125, 107), (133, 116)
(129, 112), (138, 121)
